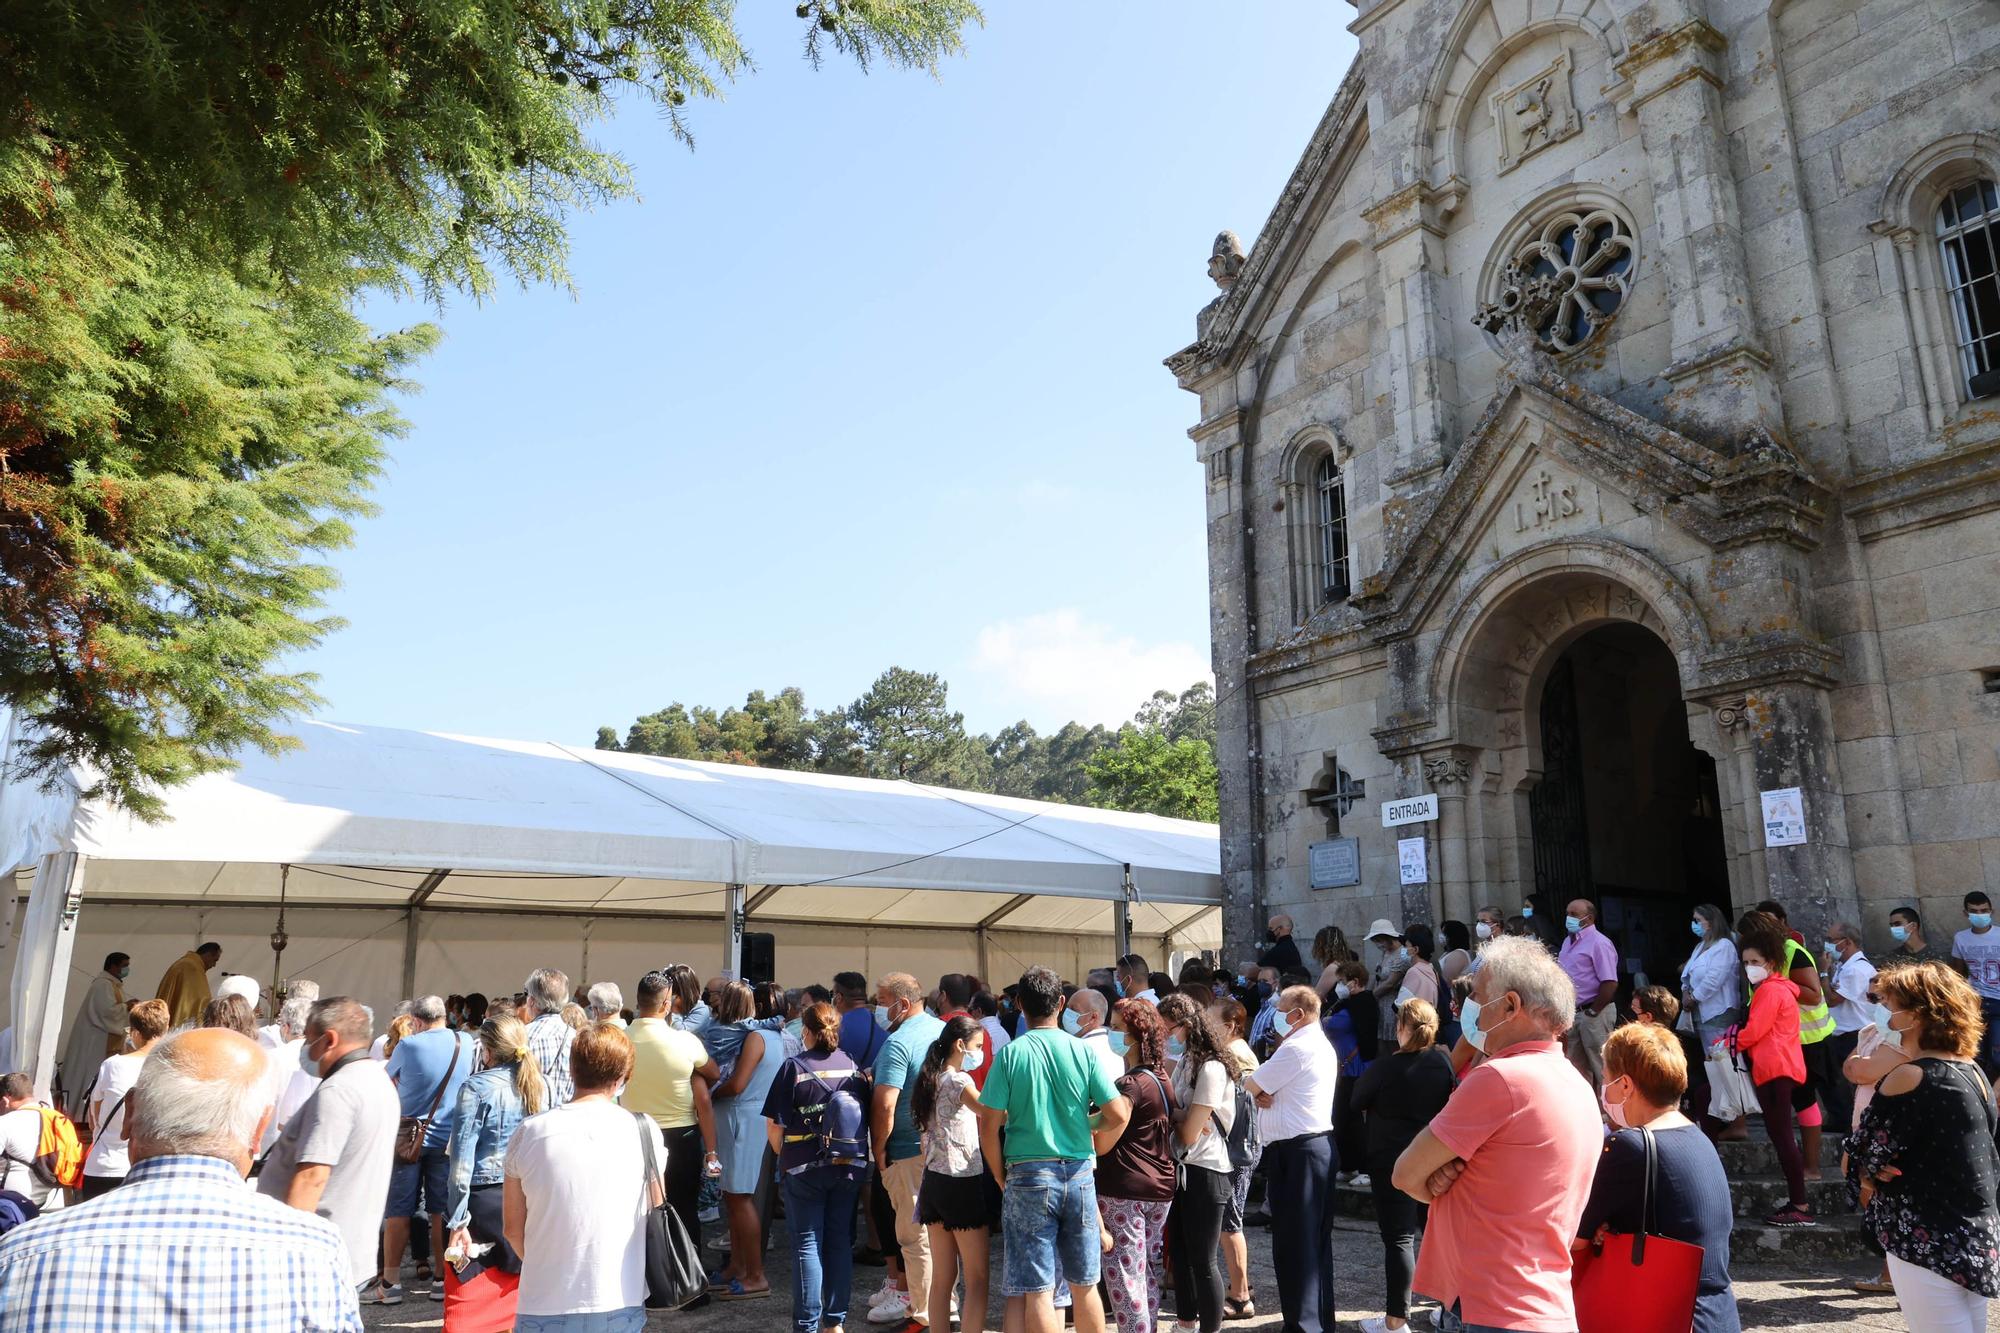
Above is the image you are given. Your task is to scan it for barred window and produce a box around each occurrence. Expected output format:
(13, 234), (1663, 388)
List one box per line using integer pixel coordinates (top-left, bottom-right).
(1315, 455), (1349, 603)
(1937, 178), (2000, 400)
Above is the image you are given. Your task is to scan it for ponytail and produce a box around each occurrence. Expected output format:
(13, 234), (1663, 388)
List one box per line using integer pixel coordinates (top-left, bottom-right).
(911, 1014), (981, 1131)
(481, 1015), (545, 1116)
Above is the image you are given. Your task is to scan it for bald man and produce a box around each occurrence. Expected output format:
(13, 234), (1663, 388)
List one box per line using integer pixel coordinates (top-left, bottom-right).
(0, 1027), (363, 1331)
(1065, 989), (1126, 1089)
(1259, 914), (1303, 973)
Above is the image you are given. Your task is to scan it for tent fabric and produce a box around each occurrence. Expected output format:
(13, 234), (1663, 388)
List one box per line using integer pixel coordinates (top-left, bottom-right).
(0, 720), (1221, 925)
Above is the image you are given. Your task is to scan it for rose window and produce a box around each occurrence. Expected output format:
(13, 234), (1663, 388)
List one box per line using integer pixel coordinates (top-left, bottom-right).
(1475, 208), (1636, 354)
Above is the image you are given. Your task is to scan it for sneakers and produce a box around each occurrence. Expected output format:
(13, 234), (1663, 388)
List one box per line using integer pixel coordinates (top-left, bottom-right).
(359, 1280), (404, 1306)
(430, 1278), (447, 1301)
(698, 1205), (721, 1224)
(1349, 1172), (1372, 1189)
(1764, 1206), (1817, 1228)
(868, 1289), (911, 1324)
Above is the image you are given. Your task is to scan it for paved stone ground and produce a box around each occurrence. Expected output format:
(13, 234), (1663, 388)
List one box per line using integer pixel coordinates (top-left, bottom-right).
(356, 1215), (1993, 1331)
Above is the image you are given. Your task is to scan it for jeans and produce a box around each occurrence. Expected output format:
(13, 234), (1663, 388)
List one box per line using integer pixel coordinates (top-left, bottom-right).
(1001, 1158), (1101, 1297)
(1980, 999), (2000, 1080)
(1368, 1150), (1425, 1320)
(1264, 1132), (1336, 1333)
(783, 1168), (861, 1333)
(514, 1309), (646, 1332)
(1437, 1304), (1565, 1333)
(1169, 1165), (1231, 1333)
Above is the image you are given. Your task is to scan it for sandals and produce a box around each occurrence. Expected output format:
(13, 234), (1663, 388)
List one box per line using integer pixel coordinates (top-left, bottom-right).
(715, 1279), (771, 1300)
(1852, 1278), (1895, 1294)
(1224, 1295), (1257, 1320)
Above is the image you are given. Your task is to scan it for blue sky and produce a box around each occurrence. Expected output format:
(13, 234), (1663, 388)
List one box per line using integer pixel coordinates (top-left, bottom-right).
(309, 5), (1359, 744)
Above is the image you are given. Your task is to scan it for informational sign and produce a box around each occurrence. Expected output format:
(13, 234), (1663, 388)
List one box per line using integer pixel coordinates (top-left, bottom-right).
(1381, 793), (1440, 828)
(1760, 787), (1807, 847)
(1309, 838), (1361, 889)
(1397, 836), (1429, 885)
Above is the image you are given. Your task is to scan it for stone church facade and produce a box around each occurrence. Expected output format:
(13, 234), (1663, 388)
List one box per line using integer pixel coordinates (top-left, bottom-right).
(1168, 0), (1999, 976)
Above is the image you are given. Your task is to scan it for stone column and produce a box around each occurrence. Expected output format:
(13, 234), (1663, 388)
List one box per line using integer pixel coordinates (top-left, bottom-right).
(1362, 184), (1459, 494)
(1425, 749), (1478, 926)
(1616, 18), (1785, 445)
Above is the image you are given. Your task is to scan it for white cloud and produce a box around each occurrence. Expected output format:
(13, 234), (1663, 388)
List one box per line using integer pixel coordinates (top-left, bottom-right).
(970, 609), (1212, 728)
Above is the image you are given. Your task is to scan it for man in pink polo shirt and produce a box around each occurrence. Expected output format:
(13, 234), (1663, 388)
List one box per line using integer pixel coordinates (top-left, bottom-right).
(1392, 936), (1601, 1333)
(1556, 897), (1620, 1093)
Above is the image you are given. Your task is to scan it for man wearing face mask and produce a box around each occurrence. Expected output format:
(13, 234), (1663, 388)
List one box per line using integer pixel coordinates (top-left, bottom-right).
(1884, 906), (1951, 968)
(870, 972), (945, 1331)
(1391, 937), (1601, 1333)
(1951, 892), (2000, 1078)
(1463, 908), (1505, 977)
(1242, 985), (1339, 1333)
(1062, 989), (1128, 1091)
(57, 952), (131, 1118)
(260, 997), (400, 1293)
(1820, 921), (1877, 1134)
(1558, 898), (1620, 1093)
(1258, 915), (1303, 973)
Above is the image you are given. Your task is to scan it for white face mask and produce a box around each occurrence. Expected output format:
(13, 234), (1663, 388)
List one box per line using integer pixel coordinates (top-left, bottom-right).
(1600, 1078), (1633, 1129)
(1475, 922), (1494, 940)
(1873, 1004), (1904, 1051)
(1744, 963), (1770, 986)
(1333, 982), (1351, 1000)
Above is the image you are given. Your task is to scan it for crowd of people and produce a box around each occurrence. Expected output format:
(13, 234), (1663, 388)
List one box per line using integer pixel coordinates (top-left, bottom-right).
(0, 895), (1997, 1332)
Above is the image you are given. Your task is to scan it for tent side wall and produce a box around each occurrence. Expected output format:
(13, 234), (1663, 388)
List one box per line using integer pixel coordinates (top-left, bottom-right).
(5, 899), (1221, 1056)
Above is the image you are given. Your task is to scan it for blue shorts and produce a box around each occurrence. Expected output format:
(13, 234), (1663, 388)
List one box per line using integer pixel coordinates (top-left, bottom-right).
(385, 1148), (449, 1220)
(1001, 1158), (1100, 1297)
(514, 1310), (646, 1332)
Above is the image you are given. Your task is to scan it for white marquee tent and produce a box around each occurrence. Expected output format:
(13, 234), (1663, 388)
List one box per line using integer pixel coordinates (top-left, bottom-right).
(0, 719), (1221, 1096)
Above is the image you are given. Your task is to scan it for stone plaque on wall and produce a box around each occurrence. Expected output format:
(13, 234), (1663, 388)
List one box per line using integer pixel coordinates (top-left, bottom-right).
(1309, 838), (1362, 889)
(1491, 50), (1579, 175)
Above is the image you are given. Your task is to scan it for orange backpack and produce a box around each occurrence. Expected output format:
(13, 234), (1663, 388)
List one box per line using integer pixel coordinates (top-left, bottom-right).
(6, 1105), (84, 1192)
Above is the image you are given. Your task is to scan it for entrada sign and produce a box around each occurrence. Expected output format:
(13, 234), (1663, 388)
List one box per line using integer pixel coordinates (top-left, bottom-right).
(1380, 793), (1439, 827)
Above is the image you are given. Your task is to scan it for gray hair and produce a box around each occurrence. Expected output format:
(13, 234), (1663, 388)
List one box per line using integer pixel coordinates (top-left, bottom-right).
(288, 979), (321, 1003)
(1831, 920), (1862, 945)
(1070, 988), (1107, 1019)
(586, 982), (622, 1017)
(278, 996), (314, 1037)
(1473, 935), (1577, 1037)
(525, 967), (571, 1015)
(411, 994), (448, 1023)
(393, 999), (415, 1018)
(129, 1030), (270, 1157)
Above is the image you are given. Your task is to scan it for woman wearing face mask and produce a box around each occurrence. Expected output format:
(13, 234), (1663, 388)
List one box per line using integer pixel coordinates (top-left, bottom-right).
(1311, 926), (1356, 999)
(709, 980), (787, 1299)
(1157, 993), (1239, 1333)
(1846, 962), (2000, 1333)
(1094, 999), (1179, 1333)
(1735, 919), (1813, 1226)
(1575, 1023), (1741, 1333)
(1349, 999), (1455, 1333)
(1322, 960), (1379, 1188)
(910, 1015), (997, 1333)
(1435, 922), (1473, 988)
(443, 1015), (545, 1332)
(1679, 904), (1743, 1139)
(763, 1002), (873, 1333)
(1207, 998), (1261, 1317)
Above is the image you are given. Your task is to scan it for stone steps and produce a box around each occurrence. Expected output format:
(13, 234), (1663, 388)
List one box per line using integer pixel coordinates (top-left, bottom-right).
(1713, 1132), (1845, 1176)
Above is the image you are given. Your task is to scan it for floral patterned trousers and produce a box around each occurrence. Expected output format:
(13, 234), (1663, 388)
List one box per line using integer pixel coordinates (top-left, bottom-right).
(1098, 1194), (1171, 1333)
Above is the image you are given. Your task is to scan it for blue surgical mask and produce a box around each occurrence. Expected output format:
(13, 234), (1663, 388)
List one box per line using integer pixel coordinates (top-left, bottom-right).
(1890, 925), (1909, 943)
(1061, 1009), (1082, 1036)
(1165, 1036), (1186, 1060)
(1113, 977), (1125, 999)
(1873, 1004), (1904, 1051)
(874, 1004), (895, 1030)
(1460, 996), (1488, 1052)
(1973, 912), (1993, 930)
(1272, 1007), (1297, 1038)
(1521, 905), (1534, 919)
(1106, 1030), (1128, 1057)
(1690, 921), (1706, 938)
(1565, 915), (1583, 934)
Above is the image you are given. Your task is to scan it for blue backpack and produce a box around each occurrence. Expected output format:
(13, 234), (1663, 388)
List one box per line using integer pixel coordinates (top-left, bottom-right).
(784, 1061), (870, 1175)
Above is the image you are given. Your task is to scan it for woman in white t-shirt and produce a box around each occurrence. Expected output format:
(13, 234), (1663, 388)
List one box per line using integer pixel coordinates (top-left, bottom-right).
(504, 1023), (663, 1331)
(1158, 993), (1239, 1333)
(79, 998), (171, 1199)
(913, 1015), (998, 1333)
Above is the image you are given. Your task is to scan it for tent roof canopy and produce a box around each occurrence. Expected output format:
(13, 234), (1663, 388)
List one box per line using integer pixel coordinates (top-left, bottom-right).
(0, 720), (1220, 934)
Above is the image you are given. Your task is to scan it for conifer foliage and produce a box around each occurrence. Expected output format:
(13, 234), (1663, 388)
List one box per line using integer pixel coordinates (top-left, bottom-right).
(0, 1), (979, 815)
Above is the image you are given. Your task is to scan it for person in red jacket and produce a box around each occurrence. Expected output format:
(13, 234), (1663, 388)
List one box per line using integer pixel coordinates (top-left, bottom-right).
(1737, 914), (1813, 1227)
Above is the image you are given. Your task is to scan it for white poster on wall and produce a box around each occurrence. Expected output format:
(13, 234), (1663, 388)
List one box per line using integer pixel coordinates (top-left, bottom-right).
(1397, 835), (1428, 885)
(1760, 787), (1807, 847)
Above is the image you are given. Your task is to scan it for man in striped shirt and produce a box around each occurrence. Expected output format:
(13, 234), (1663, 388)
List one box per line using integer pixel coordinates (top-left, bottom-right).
(0, 1027), (361, 1332)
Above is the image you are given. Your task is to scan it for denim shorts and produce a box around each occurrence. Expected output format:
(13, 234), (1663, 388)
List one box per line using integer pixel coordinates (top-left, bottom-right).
(384, 1148), (449, 1219)
(1001, 1158), (1101, 1297)
(514, 1309), (646, 1333)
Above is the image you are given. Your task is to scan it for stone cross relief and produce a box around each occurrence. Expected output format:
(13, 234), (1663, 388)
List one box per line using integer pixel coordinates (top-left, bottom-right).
(1492, 51), (1579, 175)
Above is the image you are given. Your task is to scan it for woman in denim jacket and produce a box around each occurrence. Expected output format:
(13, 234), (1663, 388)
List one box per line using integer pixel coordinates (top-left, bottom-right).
(443, 1015), (545, 1331)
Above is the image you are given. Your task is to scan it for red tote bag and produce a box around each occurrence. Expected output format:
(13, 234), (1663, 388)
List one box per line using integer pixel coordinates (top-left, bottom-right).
(1570, 1125), (1705, 1333)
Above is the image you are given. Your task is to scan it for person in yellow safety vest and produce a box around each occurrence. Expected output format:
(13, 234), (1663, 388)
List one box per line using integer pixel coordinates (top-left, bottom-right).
(1749, 901), (1833, 1182)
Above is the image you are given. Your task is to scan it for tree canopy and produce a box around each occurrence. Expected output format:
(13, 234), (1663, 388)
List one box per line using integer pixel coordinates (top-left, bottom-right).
(598, 671), (1219, 822)
(0, 0), (980, 813)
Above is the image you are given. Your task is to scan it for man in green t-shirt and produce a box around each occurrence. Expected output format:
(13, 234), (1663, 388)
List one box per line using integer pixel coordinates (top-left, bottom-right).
(978, 966), (1128, 1333)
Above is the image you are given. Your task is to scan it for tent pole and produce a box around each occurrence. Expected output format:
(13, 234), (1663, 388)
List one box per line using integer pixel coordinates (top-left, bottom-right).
(976, 928), (990, 985)
(1113, 864), (1134, 963)
(724, 883), (745, 979)
(402, 870), (452, 999)
(13, 852), (85, 1101)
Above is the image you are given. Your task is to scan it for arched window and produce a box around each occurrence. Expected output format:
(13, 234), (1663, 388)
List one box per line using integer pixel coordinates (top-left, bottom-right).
(1315, 454), (1349, 603)
(1937, 178), (2000, 399)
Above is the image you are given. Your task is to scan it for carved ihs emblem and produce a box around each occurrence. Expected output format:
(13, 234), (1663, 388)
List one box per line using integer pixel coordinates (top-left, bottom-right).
(1514, 470), (1581, 533)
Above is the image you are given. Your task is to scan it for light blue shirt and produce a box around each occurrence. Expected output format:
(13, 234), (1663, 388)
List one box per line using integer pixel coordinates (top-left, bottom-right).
(874, 1012), (945, 1162)
(386, 1027), (477, 1149)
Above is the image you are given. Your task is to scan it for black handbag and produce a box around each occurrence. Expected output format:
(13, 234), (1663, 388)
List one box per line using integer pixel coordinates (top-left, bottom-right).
(632, 1113), (705, 1310)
